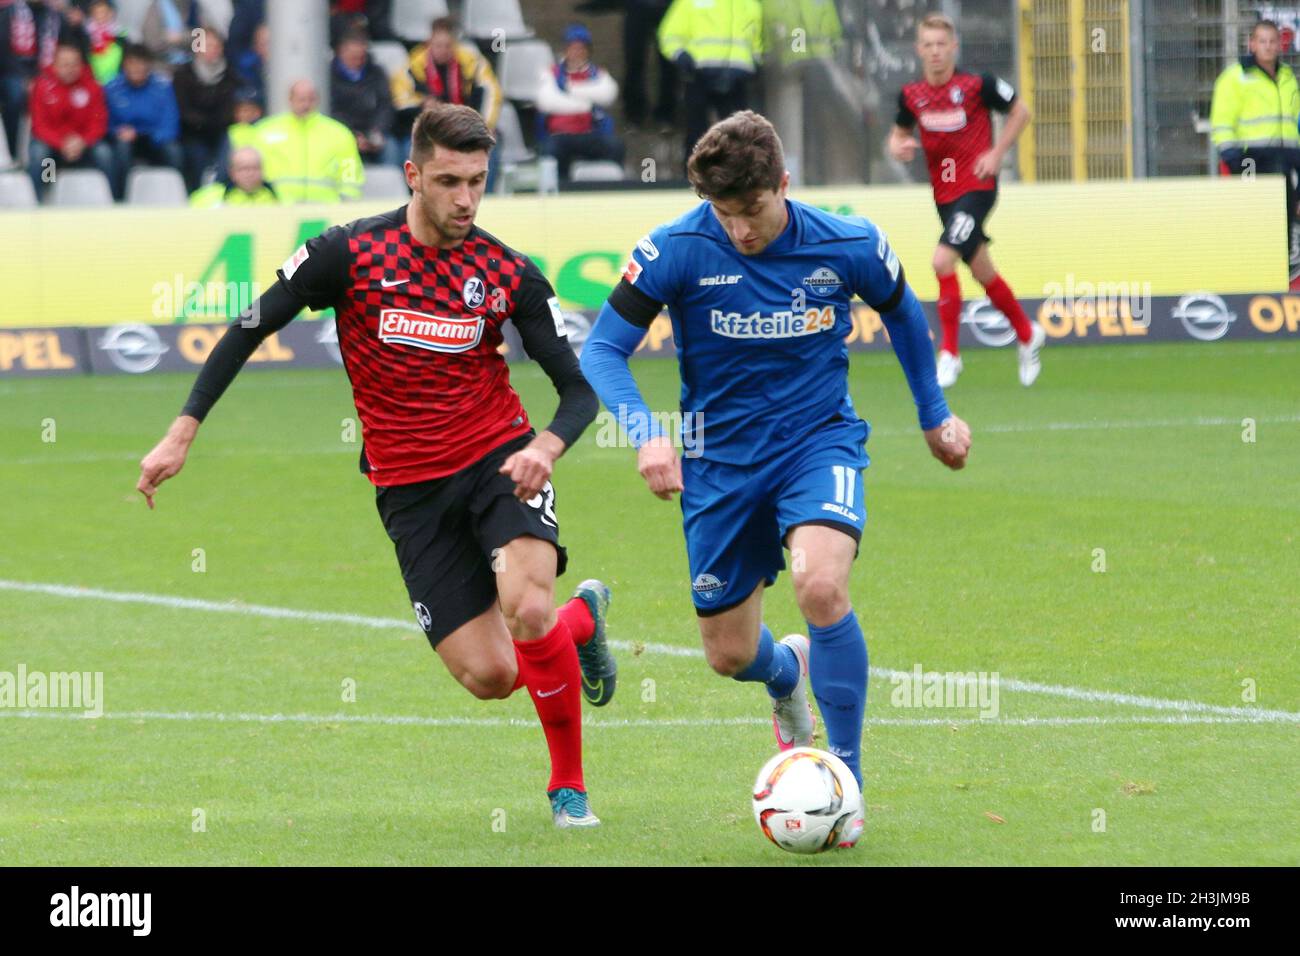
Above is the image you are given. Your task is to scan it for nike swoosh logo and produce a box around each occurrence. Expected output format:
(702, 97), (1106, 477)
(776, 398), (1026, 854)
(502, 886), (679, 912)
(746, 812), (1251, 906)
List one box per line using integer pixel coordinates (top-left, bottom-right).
(380, 277), (410, 288)
(537, 683), (568, 698)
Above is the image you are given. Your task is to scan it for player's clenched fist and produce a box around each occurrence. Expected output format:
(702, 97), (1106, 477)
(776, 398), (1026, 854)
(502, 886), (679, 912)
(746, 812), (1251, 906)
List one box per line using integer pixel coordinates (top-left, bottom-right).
(499, 431), (563, 500)
(923, 415), (971, 470)
(136, 416), (198, 509)
(638, 435), (683, 500)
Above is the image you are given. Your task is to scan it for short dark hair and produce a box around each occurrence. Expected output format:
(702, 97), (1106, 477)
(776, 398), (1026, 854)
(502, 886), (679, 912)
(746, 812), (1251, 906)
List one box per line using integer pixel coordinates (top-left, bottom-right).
(686, 110), (786, 200)
(1253, 18), (1280, 36)
(122, 42), (153, 63)
(430, 16), (456, 37)
(338, 28), (370, 48)
(410, 102), (496, 166)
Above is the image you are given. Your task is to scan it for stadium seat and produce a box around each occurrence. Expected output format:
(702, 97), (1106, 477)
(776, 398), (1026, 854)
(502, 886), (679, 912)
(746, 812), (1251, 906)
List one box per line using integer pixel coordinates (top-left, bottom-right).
(126, 167), (189, 206)
(114, 0), (152, 42)
(0, 171), (37, 207)
(498, 40), (553, 103)
(369, 41), (410, 81)
(48, 169), (114, 207)
(569, 160), (627, 183)
(463, 0), (533, 41)
(361, 164), (410, 198)
(391, 0), (450, 43)
(0, 122), (11, 168)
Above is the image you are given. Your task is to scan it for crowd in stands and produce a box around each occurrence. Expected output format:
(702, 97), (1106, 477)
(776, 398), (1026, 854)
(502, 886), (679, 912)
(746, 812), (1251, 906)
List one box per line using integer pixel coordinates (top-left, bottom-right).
(0, 0), (819, 205)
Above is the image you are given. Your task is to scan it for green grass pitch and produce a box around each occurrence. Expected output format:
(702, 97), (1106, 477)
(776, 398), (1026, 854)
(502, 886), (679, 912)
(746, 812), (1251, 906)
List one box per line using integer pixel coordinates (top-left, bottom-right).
(1, 340), (1297, 866)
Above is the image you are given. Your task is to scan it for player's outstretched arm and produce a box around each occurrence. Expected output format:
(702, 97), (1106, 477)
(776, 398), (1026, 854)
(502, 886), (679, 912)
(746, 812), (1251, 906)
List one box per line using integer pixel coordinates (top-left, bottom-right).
(135, 280), (306, 508)
(580, 303), (682, 500)
(880, 283), (971, 470)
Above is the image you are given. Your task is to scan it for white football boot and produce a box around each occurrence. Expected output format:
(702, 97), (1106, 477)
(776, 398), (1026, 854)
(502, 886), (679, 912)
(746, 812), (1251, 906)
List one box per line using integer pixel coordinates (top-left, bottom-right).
(837, 814), (865, 849)
(936, 350), (963, 389)
(1018, 322), (1046, 387)
(771, 634), (815, 750)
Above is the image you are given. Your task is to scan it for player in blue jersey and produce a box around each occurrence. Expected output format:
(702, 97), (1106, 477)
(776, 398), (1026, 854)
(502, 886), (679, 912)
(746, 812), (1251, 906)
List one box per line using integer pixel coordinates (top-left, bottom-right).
(580, 111), (971, 847)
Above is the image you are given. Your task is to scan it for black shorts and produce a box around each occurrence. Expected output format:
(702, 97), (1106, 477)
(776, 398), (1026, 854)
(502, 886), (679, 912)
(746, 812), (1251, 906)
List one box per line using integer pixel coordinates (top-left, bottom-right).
(375, 431), (568, 648)
(936, 187), (997, 263)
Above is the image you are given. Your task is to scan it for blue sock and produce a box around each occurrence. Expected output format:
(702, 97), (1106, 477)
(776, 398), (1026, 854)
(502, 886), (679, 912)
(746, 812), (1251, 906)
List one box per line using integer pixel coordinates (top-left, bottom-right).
(732, 625), (799, 699)
(808, 610), (868, 786)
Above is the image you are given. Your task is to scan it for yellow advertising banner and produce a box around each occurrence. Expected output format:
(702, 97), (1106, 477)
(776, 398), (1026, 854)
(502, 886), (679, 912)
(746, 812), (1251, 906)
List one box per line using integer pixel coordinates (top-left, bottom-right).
(0, 177), (1283, 328)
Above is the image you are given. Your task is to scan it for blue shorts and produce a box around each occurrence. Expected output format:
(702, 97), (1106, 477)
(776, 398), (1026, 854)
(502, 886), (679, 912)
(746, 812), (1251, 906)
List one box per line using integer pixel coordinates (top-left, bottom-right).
(681, 417), (870, 615)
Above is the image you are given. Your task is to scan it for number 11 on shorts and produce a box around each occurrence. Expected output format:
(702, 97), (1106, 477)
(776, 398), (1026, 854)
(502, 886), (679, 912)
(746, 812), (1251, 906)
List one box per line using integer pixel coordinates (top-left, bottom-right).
(831, 465), (856, 506)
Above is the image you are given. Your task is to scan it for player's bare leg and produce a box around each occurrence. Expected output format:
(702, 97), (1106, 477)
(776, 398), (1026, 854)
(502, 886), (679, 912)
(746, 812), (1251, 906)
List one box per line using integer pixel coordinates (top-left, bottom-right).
(495, 534), (603, 827)
(786, 523), (867, 847)
(933, 243), (965, 388)
(968, 243), (1044, 386)
(435, 606), (520, 700)
(699, 583), (813, 751)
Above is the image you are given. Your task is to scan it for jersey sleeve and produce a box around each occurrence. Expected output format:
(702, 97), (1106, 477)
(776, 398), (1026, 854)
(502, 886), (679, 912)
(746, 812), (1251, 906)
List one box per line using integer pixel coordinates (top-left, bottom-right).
(605, 224), (679, 329)
(275, 225), (351, 311)
(895, 89), (916, 129)
(850, 222), (906, 313)
(980, 73), (1017, 112)
(511, 257), (573, 362)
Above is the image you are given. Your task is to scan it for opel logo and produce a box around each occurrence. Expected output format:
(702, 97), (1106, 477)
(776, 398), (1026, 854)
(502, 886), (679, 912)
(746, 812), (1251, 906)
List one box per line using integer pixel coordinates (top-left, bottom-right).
(99, 323), (168, 373)
(1172, 293), (1235, 342)
(961, 297), (1018, 347)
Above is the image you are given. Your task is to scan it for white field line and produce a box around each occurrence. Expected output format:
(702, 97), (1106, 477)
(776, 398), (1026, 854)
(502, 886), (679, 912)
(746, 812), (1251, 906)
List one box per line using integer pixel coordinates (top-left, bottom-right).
(3, 579), (1298, 723)
(6, 414), (1300, 467)
(0, 709), (1293, 728)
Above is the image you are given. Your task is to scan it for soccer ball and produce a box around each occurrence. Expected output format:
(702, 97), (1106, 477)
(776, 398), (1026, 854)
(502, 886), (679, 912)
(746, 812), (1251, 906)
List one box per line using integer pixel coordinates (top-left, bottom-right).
(752, 747), (863, 854)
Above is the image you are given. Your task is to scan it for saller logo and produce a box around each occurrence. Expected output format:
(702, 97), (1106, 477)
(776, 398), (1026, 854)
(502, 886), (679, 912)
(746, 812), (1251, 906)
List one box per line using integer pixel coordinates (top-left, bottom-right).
(379, 309), (483, 353)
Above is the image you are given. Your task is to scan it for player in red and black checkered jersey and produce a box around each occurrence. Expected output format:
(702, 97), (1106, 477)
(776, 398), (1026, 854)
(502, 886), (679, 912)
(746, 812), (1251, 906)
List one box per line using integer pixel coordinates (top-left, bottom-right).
(136, 103), (616, 829)
(889, 12), (1045, 389)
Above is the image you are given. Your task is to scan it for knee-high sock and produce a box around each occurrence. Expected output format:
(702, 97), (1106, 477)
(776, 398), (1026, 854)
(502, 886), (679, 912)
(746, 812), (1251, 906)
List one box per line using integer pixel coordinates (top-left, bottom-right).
(808, 610), (868, 786)
(514, 621), (584, 793)
(732, 624), (799, 698)
(937, 272), (962, 354)
(556, 595), (595, 645)
(982, 273), (1033, 342)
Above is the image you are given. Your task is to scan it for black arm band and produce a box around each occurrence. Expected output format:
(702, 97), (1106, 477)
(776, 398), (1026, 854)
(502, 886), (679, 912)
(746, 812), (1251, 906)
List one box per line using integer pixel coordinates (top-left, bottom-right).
(870, 263), (908, 315)
(179, 280), (305, 421)
(536, 347), (599, 449)
(607, 279), (664, 328)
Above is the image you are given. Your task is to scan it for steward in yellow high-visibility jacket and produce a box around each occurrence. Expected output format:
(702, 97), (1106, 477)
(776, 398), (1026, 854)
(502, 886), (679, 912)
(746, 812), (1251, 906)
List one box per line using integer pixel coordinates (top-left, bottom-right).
(253, 88), (365, 204)
(658, 0), (764, 164)
(1210, 21), (1300, 272)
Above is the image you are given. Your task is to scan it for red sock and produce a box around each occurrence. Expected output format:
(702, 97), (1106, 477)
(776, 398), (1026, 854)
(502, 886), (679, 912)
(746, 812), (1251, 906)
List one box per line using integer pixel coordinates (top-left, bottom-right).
(983, 274), (1033, 343)
(556, 596), (595, 645)
(937, 272), (962, 354)
(514, 624), (584, 793)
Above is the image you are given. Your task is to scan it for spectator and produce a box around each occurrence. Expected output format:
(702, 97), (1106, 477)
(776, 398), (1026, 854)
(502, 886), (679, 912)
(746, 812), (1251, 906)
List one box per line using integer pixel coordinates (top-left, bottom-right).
(84, 0), (125, 83)
(330, 28), (397, 166)
(622, 0), (676, 130)
(224, 0), (260, 69)
(1211, 18), (1300, 278)
(537, 23), (623, 182)
(0, 0), (35, 159)
(253, 78), (363, 202)
(392, 16), (500, 145)
(211, 82), (257, 177)
(173, 26), (235, 189)
(658, 0), (763, 167)
(232, 18), (264, 103)
(141, 0), (203, 72)
(27, 38), (113, 198)
(329, 0), (393, 47)
(189, 143), (276, 205)
(104, 42), (180, 198)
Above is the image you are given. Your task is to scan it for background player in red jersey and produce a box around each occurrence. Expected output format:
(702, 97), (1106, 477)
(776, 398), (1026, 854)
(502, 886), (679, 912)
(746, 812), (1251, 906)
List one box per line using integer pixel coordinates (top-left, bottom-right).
(135, 103), (617, 829)
(889, 12), (1046, 389)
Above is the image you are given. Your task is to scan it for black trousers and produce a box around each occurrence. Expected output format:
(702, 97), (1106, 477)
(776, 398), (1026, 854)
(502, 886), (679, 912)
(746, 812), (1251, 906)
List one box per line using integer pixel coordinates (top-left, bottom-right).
(623, 0), (677, 125)
(682, 70), (750, 168)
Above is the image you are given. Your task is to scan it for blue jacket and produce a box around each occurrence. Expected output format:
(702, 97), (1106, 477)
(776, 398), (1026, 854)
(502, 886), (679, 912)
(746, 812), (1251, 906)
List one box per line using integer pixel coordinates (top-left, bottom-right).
(105, 73), (180, 143)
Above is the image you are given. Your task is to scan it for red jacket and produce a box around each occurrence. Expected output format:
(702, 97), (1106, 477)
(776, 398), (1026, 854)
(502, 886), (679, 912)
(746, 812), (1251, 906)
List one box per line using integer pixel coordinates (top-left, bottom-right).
(30, 63), (108, 148)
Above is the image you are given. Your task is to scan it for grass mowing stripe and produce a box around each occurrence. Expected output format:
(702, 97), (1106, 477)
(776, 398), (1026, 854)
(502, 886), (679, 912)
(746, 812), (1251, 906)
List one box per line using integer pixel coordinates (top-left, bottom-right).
(1, 710), (1294, 727)
(4, 577), (1297, 721)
